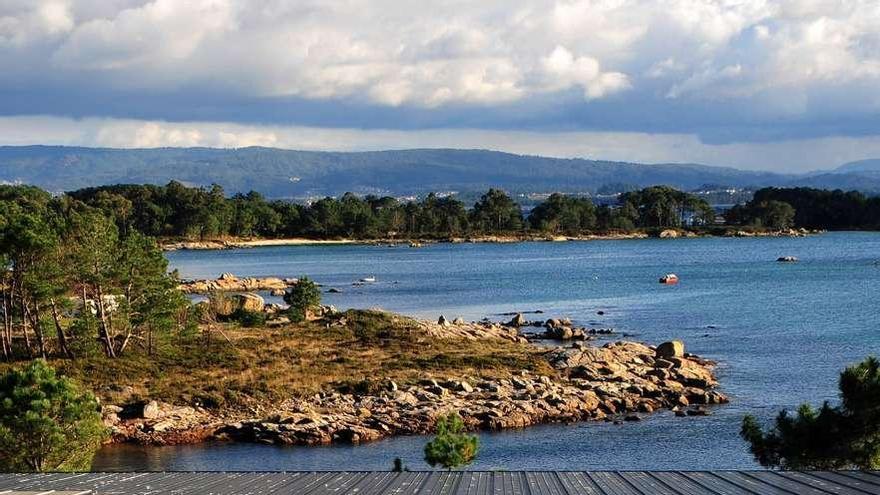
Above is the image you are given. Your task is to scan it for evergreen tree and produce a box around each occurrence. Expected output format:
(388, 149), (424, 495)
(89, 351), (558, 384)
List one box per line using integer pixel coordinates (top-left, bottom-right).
(424, 413), (479, 470)
(283, 277), (322, 322)
(742, 356), (880, 469)
(0, 360), (107, 472)
(470, 189), (522, 232)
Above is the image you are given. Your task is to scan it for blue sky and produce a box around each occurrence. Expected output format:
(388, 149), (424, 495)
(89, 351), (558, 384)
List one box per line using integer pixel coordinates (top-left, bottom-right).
(1, 0), (880, 172)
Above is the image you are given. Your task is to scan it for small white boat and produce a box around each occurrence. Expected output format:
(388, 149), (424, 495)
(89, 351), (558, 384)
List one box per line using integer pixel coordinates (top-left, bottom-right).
(360, 276), (377, 283)
(659, 273), (679, 285)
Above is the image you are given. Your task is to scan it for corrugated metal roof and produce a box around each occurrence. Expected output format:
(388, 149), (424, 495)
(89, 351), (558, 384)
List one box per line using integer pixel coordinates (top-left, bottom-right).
(1, 471), (879, 494)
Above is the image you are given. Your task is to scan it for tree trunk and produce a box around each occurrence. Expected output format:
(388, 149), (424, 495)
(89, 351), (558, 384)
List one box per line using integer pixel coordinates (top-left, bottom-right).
(147, 323), (153, 356)
(95, 285), (116, 358)
(0, 285), (12, 359)
(28, 300), (47, 359)
(19, 294), (33, 357)
(118, 325), (132, 356)
(50, 299), (73, 358)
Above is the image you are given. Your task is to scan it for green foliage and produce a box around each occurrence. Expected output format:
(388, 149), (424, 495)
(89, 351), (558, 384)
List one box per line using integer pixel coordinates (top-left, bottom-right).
(286, 306), (306, 324)
(619, 185), (715, 228)
(424, 413), (479, 470)
(727, 187), (880, 230)
(0, 360), (107, 472)
(283, 277), (321, 321)
(741, 356), (880, 469)
(470, 189), (523, 232)
(0, 185), (187, 360)
(67, 313), (102, 358)
(232, 309), (267, 328)
(726, 198), (796, 230)
(67, 182), (751, 240)
(528, 193), (596, 234)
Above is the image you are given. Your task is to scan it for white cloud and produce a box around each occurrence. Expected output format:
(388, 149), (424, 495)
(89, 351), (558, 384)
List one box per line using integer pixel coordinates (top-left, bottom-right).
(540, 45), (630, 100)
(2, 115), (880, 173)
(0, 0), (878, 143)
(0, 0), (874, 109)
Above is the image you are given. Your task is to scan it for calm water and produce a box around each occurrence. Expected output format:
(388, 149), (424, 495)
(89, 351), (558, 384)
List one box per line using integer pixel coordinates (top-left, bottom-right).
(93, 232), (880, 471)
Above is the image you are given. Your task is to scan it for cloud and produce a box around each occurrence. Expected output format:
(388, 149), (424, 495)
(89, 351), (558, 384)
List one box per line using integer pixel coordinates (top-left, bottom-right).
(0, 1), (879, 148)
(4, 115), (880, 173)
(540, 46), (630, 100)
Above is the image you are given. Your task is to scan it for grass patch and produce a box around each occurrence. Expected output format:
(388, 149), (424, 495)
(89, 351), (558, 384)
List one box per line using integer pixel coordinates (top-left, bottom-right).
(0, 309), (552, 412)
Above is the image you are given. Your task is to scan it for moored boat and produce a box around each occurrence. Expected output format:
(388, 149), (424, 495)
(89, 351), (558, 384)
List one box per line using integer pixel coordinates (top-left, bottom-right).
(659, 273), (679, 284)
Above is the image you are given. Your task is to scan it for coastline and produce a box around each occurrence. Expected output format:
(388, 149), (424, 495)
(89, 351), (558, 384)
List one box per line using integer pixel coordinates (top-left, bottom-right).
(162, 228), (815, 251)
(99, 310), (727, 448)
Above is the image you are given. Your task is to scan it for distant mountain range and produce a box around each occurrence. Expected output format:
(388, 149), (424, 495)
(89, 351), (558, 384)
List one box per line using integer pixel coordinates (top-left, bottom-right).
(1, 145), (879, 198)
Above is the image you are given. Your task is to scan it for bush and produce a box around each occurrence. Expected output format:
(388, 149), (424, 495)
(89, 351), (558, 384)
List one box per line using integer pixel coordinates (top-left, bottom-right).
(424, 413), (479, 470)
(283, 277), (321, 322)
(0, 360), (108, 472)
(232, 309), (267, 328)
(286, 306), (306, 323)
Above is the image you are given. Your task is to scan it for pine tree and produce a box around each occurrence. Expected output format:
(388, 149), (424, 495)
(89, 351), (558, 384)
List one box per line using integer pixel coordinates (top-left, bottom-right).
(424, 413), (479, 470)
(0, 360), (107, 472)
(742, 356), (880, 469)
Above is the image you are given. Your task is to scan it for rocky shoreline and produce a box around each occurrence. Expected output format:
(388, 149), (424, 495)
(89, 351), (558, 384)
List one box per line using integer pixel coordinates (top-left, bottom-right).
(178, 272), (296, 294)
(102, 315), (727, 447)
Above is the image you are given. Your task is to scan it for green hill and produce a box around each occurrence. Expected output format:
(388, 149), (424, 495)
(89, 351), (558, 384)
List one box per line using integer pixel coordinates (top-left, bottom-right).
(1, 145), (877, 197)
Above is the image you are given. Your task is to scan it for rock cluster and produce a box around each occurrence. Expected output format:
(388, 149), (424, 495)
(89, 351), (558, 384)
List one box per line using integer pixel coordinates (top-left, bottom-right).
(104, 400), (221, 445)
(179, 273), (298, 294)
(163, 241), (233, 251)
(212, 340), (725, 446)
(105, 336), (726, 447)
(727, 228), (811, 238)
(421, 318), (527, 343)
(539, 318), (613, 340)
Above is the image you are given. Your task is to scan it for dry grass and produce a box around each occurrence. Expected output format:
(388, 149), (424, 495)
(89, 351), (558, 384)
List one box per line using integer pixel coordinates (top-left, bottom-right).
(2, 310), (553, 411)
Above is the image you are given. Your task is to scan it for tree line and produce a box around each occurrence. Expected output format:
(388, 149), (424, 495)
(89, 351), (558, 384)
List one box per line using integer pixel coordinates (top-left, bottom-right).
(69, 182), (717, 240)
(0, 185), (187, 362)
(726, 187), (880, 230)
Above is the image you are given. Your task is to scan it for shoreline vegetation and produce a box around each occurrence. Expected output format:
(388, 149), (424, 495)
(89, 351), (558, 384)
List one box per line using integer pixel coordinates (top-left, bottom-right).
(162, 228), (814, 251)
(65, 183), (864, 250)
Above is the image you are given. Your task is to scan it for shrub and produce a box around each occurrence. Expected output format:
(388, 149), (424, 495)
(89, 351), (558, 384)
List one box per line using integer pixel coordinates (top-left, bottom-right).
(284, 277), (321, 322)
(232, 309), (267, 328)
(424, 412), (479, 470)
(0, 360), (108, 472)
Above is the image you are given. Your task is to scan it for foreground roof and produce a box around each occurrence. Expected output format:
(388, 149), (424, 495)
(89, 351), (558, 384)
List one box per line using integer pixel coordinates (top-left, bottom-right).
(1, 471), (879, 494)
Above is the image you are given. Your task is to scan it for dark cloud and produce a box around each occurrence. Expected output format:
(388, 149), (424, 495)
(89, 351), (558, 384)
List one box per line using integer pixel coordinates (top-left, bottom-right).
(1, 0), (879, 150)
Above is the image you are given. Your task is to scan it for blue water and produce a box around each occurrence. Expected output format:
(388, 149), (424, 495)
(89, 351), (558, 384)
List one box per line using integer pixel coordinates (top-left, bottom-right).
(93, 232), (880, 471)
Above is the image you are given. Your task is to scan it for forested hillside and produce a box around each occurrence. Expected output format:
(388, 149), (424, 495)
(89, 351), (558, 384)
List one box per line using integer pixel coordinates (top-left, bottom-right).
(0, 145), (818, 197)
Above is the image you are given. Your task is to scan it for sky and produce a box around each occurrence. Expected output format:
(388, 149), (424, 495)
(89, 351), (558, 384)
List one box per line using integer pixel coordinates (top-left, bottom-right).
(1, 0), (880, 172)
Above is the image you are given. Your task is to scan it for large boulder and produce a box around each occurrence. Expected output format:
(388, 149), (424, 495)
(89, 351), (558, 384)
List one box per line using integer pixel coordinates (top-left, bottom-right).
(656, 340), (685, 359)
(210, 292), (265, 316)
(236, 293), (265, 313)
(507, 313), (528, 327)
(142, 400), (161, 420)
